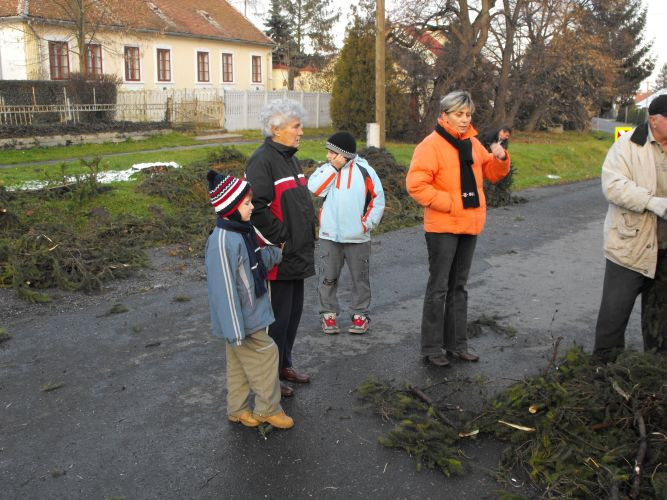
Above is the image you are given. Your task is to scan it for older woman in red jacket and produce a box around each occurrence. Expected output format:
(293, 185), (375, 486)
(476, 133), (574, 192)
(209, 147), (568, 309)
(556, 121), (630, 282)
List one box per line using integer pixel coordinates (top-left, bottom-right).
(406, 90), (510, 367)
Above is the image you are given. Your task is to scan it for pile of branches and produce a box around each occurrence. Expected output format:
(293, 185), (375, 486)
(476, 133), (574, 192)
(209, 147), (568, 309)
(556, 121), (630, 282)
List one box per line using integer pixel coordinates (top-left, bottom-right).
(0, 147), (245, 300)
(1, 171), (150, 300)
(483, 165), (518, 208)
(472, 347), (666, 498)
(1, 218), (149, 301)
(358, 146), (422, 231)
(356, 347), (666, 498)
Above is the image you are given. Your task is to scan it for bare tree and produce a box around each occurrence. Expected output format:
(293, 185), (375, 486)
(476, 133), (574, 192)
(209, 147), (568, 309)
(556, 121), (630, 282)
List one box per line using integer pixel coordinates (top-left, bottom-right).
(49, 0), (124, 74)
(393, 0), (496, 134)
(486, 0), (527, 127)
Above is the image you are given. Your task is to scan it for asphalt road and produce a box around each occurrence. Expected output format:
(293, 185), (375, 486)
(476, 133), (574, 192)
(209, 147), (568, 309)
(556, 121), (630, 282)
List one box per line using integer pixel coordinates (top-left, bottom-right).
(1, 179), (643, 499)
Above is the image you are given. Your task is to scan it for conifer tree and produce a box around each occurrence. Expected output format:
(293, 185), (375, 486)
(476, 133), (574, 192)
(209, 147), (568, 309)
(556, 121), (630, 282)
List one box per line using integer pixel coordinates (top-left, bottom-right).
(653, 63), (667, 92)
(582, 0), (654, 105)
(264, 0), (292, 66)
(331, 13), (407, 139)
(275, 0), (339, 89)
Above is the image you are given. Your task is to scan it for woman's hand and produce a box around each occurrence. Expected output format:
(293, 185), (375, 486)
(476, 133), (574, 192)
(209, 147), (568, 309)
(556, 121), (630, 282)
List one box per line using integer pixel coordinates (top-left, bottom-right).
(490, 142), (507, 161)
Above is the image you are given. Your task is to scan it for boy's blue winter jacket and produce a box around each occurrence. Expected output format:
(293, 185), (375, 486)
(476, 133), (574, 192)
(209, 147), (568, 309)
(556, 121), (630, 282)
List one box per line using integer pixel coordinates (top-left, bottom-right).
(205, 226), (282, 344)
(307, 155), (385, 243)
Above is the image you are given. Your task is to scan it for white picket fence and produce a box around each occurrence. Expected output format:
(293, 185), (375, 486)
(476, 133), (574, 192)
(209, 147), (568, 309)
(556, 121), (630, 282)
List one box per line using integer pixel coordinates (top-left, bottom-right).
(116, 88), (331, 130)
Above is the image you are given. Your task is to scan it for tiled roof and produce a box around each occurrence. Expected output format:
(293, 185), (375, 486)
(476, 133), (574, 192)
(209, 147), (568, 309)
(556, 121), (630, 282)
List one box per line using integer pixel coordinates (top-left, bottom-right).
(634, 91), (652, 104)
(0, 0), (272, 46)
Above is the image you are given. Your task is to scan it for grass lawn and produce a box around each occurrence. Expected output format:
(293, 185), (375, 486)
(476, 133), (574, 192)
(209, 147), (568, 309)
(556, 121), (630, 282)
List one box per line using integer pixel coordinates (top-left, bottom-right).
(0, 131), (200, 166)
(1, 128), (614, 191)
(0, 127), (615, 296)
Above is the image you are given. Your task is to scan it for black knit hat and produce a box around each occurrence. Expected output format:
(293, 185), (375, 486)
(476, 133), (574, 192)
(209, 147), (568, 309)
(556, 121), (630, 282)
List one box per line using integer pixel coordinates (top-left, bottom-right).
(648, 94), (667, 116)
(206, 170), (251, 217)
(326, 131), (356, 159)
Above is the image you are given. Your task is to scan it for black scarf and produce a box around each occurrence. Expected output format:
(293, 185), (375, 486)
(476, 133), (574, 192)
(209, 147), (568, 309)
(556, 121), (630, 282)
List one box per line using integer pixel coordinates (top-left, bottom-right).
(216, 217), (268, 298)
(435, 124), (480, 209)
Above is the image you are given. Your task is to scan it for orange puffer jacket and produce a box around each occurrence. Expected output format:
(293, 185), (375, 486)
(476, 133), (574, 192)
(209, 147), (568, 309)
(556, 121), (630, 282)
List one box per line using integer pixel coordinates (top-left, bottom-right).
(406, 119), (510, 235)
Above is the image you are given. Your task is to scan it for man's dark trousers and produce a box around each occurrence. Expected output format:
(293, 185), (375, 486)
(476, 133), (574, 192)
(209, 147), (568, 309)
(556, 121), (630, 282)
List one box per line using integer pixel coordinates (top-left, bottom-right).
(594, 256), (666, 355)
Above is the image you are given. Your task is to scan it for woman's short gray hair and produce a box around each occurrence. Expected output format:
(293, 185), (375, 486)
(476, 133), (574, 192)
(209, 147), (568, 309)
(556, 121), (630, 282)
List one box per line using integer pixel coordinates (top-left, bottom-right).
(440, 90), (475, 114)
(259, 99), (306, 137)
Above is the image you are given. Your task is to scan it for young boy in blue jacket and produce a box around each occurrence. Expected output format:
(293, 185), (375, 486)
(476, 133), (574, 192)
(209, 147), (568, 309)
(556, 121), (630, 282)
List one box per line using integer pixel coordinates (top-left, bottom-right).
(205, 170), (293, 429)
(307, 132), (385, 334)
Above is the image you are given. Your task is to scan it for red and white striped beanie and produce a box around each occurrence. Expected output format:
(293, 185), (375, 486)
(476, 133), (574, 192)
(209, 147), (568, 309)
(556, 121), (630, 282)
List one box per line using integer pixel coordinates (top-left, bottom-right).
(206, 170), (251, 217)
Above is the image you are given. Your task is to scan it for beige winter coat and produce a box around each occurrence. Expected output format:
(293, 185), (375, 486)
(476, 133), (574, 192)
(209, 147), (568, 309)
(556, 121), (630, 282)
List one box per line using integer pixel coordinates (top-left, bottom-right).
(601, 124), (659, 278)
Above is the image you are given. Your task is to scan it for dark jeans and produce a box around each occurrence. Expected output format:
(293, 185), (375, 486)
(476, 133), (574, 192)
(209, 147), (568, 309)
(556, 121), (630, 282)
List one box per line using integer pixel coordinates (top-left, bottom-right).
(594, 256), (666, 356)
(268, 279), (304, 370)
(420, 233), (477, 357)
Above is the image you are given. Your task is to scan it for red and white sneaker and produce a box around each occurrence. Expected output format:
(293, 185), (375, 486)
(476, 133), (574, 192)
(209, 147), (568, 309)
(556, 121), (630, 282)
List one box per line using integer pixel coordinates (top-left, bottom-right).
(349, 314), (369, 334)
(321, 313), (340, 335)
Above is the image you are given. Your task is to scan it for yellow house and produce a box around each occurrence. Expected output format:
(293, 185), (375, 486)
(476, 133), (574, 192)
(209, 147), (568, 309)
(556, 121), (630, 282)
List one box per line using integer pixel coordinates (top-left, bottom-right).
(271, 63), (334, 92)
(0, 0), (274, 91)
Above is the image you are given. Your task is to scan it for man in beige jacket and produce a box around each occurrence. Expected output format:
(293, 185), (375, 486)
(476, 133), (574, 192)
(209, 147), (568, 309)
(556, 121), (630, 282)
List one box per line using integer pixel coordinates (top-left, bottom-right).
(594, 94), (667, 360)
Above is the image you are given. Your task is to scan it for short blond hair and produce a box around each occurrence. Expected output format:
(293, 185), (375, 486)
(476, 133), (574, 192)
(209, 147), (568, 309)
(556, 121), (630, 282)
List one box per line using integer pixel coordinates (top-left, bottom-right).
(440, 90), (475, 114)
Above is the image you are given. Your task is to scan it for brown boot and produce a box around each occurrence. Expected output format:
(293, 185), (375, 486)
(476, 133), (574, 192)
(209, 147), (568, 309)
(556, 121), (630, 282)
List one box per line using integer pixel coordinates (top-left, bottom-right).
(450, 351), (479, 362)
(254, 411), (294, 429)
(425, 354), (450, 367)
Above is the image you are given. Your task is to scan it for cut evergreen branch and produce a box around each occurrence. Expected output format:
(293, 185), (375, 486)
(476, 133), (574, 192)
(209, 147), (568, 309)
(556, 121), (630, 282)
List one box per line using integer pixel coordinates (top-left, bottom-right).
(356, 348), (666, 499)
(473, 347), (666, 498)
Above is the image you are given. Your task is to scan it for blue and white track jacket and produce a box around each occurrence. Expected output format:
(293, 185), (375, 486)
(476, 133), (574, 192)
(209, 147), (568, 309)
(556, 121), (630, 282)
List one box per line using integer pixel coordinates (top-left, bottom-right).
(307, 155), (385, 243)
(205, 226), (282, 344)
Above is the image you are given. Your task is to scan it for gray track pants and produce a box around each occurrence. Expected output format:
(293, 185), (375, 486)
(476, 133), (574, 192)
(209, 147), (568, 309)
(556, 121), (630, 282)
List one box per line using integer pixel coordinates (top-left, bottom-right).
(318, 239), (371, 318)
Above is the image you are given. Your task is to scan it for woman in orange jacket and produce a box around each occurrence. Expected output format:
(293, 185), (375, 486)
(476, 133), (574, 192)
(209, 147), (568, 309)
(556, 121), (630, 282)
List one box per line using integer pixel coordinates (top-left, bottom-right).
(406, 90), (510, 367)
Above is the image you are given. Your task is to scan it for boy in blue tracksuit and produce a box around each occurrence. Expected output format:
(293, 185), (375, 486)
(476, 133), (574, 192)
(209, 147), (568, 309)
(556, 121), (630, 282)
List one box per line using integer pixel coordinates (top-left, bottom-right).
(205, 170), (293, 429)
(307, 132), (385, 334)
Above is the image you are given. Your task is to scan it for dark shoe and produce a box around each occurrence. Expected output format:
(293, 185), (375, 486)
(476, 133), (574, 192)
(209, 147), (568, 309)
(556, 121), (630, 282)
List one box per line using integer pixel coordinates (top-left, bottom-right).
(450, 350), (479, 362)
(280, 367), (310, 384)
(425, 354), (450, 367)
(280, 382), (294, 398)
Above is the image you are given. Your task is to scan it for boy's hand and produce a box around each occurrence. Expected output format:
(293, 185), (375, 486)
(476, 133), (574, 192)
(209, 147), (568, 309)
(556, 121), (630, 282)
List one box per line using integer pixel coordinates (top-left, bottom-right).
(326, 150), (348, 170)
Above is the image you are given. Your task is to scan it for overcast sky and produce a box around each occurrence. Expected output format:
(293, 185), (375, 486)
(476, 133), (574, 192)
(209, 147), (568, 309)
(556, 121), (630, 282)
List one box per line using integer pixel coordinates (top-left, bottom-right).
(233, 0), (666, 91)
(642, 0), (666, 90)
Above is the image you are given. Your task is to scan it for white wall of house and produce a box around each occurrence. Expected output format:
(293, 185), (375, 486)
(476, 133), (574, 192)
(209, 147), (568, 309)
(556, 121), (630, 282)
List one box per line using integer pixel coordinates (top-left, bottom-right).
(0, 24), (28, 80)
(5, 22), (272, 91)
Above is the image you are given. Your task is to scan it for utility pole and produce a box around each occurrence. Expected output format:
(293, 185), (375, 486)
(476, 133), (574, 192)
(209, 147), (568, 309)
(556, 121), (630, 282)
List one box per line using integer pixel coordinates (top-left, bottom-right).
(375, 0), (386, 148)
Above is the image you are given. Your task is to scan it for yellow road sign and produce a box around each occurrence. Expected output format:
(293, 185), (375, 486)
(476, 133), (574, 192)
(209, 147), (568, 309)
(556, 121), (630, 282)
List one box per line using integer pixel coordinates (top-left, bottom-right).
(615, 126), (633, 141)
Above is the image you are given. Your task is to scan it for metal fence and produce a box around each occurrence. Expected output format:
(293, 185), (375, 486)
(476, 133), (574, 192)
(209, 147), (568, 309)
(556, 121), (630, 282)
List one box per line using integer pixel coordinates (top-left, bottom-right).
(0, 89), (331, 130)
(221, 90), (331, 131)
